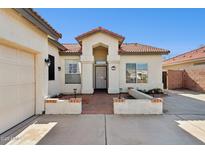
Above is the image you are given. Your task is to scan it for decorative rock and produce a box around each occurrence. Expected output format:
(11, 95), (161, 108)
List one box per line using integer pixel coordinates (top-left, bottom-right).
(70, 98), (82, 103)
(113, 97), (125, 103)
(151, 98), (163, 103)
(45, 98), (58, 103)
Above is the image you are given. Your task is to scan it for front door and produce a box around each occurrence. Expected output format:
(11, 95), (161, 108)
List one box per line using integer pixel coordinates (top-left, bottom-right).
(95, 66), (107, 89)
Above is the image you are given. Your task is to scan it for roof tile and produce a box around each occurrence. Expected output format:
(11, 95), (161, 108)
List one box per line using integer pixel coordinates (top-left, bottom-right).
(163, 46), (205, 65)
(62, 43), (170, 55)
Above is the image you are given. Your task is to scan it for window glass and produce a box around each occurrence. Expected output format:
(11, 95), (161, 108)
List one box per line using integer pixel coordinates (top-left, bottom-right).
(65, 60), (81, 84)
(126, 63), (136, 83)
(126, 63), (148, 83)
(48, 54), (55, 80)
(136, 64), (148, 83)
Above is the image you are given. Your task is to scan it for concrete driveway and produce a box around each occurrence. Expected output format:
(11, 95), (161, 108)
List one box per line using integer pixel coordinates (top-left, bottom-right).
(1, 90), (205, 145)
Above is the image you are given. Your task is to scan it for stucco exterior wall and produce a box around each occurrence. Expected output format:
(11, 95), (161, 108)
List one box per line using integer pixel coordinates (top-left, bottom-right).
(60, 55), (81, 94)
(48, 42), (61, 96)
(0, 9), (49, 114)
(0, 9), (48, 53)
(120, 55), (163, 92)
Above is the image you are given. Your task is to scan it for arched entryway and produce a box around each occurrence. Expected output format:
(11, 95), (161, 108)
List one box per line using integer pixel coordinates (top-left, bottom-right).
(93, 43), (108, 92)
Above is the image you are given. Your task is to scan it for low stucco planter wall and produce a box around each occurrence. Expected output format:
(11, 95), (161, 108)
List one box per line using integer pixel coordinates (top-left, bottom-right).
(45, 98), (82, 114)
(113, 98), (163, 114)
(113, 88), (163, 114)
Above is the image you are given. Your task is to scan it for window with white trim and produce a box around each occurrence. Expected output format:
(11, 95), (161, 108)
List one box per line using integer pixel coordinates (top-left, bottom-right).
(126, 63), (148, 83)
(65, 60), (81, 84)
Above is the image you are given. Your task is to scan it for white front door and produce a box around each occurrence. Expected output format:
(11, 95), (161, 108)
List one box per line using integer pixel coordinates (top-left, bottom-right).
(95, 66), (107, 89)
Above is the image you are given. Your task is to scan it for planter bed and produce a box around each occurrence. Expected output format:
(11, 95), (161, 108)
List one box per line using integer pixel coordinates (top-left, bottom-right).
(45, 98), (82, 114)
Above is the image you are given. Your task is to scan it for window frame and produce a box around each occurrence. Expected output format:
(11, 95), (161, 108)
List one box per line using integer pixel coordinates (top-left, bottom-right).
(125, 63), (148, 84)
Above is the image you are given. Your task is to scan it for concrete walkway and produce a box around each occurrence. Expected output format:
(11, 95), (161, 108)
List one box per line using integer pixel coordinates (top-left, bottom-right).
(1, 90), (205, 145)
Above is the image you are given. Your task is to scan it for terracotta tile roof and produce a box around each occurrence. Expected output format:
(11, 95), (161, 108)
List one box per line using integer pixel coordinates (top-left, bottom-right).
(61, 43), (170, 55)
(75, 27), (125, 44)
(60, 44), (81, 55)
(119, 43), (170, 55)
(163, 46), (205, 66)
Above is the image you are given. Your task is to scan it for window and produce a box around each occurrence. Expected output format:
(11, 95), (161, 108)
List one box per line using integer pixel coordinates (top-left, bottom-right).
(65, 60), (81, 84)
(136, 64), (148, 83)
(126, 63), (148, 83)
(48, 55), (55, 80)
(126, 63), (136, 83)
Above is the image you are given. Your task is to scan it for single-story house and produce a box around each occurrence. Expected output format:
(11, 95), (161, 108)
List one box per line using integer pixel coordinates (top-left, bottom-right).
(51, 27), (170, 95)
(0, 8), (169, 134)
(163, 46), (205, 92)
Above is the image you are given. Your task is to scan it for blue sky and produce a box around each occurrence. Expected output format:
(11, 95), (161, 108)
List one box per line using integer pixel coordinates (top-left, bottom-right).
(35, 8), (205, 59)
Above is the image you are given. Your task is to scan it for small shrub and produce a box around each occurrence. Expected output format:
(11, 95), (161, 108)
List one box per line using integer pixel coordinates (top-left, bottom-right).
(147, 88), (163, 94)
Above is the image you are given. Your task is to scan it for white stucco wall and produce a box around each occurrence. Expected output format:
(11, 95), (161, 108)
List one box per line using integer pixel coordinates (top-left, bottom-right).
(0, 9), (49, 115)
(60, 56), (81, 94)
(0, 9), (47, 53)
(120, 55), (163, 92)
(48, 42), (61, 96)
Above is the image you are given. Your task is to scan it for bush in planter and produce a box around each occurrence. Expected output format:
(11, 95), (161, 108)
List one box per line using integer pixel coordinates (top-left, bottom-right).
(147, 88), (163, 94)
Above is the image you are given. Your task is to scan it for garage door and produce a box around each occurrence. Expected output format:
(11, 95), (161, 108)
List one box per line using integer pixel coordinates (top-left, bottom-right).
(0, 44), (35, 134)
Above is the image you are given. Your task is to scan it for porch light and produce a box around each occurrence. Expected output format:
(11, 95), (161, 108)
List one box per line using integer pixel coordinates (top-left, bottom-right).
(111, 65), (116, 71)
(119, 88), (123, 99)
(44, 58), (51, 66)
(73, 89), (77, 98)
(58, 66), (61, 71)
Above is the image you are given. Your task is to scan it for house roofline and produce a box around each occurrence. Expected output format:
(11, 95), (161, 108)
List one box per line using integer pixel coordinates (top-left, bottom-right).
(48, 38), (67, 51)
(75, 26), (125, 45)
(163, 57), (205, 67)
(14, 8), (62, 40)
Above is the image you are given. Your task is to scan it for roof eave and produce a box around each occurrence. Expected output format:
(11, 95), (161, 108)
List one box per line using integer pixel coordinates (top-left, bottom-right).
(48, 38), (67, 51)
(75, 27), (125, 45)
(14, 8), (62, 40)
(119, 50), (170, 55)
(59, 52), (82, 56)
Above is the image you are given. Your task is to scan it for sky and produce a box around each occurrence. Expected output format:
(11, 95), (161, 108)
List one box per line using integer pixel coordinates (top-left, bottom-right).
(35, 8), (205, 59)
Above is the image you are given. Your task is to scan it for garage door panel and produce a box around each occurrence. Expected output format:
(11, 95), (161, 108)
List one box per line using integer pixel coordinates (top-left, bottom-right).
(18, 66), (35, 84)
(0, 61), (19, 85)
(18, 84), (35, 102)
(17, 50), (35, 66)
(0, 85), (19, 109)
(0, 45), (18, 63)
(0, 45), (35, 134)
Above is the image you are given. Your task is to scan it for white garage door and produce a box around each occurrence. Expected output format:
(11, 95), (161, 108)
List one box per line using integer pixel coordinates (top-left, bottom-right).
(0, 44), (35, 134)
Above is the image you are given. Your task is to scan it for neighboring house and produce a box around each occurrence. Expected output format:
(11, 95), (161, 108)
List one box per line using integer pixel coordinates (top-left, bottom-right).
(163, 46), (205, 92)
(0, 8), (169, 134)
(0, 8), (66, 134)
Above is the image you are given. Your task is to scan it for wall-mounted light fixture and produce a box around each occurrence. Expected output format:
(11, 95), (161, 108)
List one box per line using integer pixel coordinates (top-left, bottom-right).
(58, 67), (61, 71)
(119, 88), (123, 99)
(73, 88), (77, 98)
(111, 65), (116, 71)
(44, 58), (51, 66)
